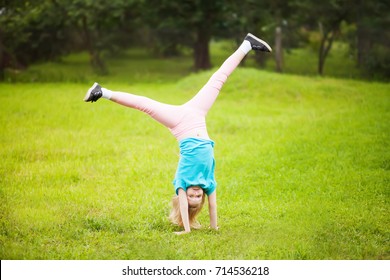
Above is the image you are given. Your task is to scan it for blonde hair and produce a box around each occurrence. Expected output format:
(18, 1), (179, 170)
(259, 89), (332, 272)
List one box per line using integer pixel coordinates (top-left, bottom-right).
(169, 194), (206, 229)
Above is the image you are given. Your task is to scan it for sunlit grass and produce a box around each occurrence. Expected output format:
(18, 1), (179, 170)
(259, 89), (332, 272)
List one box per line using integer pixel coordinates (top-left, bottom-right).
(0, 66), (389, 259)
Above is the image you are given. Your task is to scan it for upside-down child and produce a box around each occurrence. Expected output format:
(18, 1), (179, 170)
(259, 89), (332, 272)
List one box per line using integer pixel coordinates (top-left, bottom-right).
(84, 33), (272, 234)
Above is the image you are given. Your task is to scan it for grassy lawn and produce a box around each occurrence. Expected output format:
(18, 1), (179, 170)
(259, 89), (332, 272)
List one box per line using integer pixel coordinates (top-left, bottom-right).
(0, 45), (389, 259)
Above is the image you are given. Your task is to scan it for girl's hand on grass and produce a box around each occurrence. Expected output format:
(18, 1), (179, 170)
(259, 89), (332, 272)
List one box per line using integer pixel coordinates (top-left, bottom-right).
(174, 230), (190, 235)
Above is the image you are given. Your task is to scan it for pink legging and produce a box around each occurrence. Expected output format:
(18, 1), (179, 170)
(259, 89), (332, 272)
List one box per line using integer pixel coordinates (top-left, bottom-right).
(110, 49), (246, 141)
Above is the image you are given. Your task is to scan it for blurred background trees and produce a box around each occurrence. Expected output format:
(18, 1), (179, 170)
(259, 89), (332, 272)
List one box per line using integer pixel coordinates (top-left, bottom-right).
(0, 0), (389, 80)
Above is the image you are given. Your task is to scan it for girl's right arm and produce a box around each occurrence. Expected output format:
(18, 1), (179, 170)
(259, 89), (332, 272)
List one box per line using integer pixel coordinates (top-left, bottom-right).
(176, 188), (191, 235)
(208, 191), (218, 230)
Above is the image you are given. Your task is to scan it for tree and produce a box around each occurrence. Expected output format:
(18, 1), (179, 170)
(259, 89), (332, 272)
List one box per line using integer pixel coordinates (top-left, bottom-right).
(293, 0), (353, 75)
(0, 0), (140, 77)
(226, 0), (296, 72)
(143, 0), (230, 70)
(354, 0), (390, 78)
(267, 0), (294, 73)
(0, 0), (69, 70)
(57, 0), (139, 74)
(219, 0), (273, 67)
(141, 0), (191, 58)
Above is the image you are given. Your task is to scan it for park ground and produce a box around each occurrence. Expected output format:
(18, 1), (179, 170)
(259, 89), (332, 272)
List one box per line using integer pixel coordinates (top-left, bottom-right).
(0, 42), (389, 259)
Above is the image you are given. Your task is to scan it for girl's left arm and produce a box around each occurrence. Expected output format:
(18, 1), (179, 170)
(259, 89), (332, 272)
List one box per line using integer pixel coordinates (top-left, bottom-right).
(208, 191), (218, 230)
(175, 188), (191, 235)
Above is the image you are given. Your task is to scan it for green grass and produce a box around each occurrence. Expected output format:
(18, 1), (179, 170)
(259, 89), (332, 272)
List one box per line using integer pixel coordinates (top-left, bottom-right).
(0, 45), (389, 259)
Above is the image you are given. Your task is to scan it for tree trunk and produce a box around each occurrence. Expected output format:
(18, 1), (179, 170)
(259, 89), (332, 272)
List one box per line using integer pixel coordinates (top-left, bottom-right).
(90, 50), (107, 75)
(194, 28), (211, 70)
(275, 26), (283, 73)
(81, 16), (107, 75)
(254, 52), (266, 68)
(0, 39), (4, 81)
(318, 23), (335, 75)
(355, 3), (371, 67)
(356, 22), (371, 67)
(318, 38), (325, 75)
(318, 33), (335, 75)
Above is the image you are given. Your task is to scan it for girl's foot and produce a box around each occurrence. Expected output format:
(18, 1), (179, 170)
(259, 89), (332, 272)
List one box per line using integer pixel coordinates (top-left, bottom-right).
(84, 82), (103, 102)
(245, 33), (272, 52)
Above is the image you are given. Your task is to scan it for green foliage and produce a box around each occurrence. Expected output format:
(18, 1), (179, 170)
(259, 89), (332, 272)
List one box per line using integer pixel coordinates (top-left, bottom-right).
(0, 0), (69, 66)
(0, 66), (389, 259)
(353, 0), (390, 79)
(1, 0), (389, 78)
(0, 0), (140, 74)
(364, 44), (390, 79)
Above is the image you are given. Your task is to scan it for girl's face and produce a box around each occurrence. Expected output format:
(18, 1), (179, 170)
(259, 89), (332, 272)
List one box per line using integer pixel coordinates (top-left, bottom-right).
(186, 186), (204, 207)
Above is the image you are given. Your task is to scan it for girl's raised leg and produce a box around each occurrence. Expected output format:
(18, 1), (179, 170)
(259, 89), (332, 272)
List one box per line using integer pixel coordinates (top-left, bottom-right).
(109, 91), (183, 129)
(184, 33), (272, 116)
(84, 84), (183, 129)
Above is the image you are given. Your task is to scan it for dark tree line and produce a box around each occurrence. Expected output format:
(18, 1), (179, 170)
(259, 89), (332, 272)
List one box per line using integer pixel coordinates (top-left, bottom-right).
(0, 0), (389, 80)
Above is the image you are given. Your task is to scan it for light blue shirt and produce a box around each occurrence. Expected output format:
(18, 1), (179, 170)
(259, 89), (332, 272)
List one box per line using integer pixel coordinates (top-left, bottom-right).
(173, 137), (216, 196)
